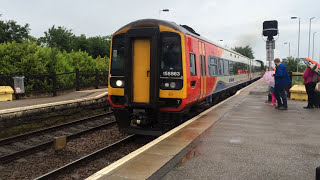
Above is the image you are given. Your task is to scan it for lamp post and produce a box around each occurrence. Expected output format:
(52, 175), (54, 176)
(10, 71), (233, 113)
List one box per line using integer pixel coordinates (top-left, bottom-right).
(308, 17), (315, 58)
(159, 9), (169, 19)
(291, 17), (300, 73)
(312, 32), (317, 60)
(291, 17), (300, 59)
(284, 42), (290, 57)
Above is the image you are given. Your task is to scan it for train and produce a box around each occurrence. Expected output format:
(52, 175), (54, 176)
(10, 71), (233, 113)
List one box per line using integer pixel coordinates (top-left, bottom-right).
(108, 19), (263, 135)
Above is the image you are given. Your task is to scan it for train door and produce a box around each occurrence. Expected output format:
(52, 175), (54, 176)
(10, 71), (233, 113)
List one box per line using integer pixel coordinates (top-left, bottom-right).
(132, 39), (150, 103)
(199, 41), (206, 98)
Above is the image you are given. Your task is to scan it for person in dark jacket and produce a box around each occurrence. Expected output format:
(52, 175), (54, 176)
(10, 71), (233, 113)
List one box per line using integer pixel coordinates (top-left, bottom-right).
(273, 58), (291, 110)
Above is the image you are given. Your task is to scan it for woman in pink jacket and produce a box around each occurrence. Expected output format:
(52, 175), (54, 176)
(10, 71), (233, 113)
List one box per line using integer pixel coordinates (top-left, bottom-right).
(302, 66), (316, 108)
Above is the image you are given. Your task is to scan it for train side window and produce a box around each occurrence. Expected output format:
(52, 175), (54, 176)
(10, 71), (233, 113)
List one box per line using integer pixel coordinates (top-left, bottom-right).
(208, 57), (217, 77)
(190, 53), (197, 76)
(224, 60), (229, 75)
(229, 61), (234, 75)
(218, 59), (224, 75)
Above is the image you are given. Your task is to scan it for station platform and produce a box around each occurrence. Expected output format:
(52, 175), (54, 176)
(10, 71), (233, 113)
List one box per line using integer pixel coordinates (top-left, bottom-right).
(0, 88), (108, 138)
(0, 88), (108, 114)
(87, 79), (320, 180)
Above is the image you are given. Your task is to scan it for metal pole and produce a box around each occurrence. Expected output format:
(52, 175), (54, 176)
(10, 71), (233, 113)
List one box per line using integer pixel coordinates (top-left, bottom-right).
(289, 42), (290, 57)
(298, 18), (300, 59)
(308, 17), (315, 58)
(297, 19), (300, 73)
(312, 32), (317, 59)
(319, 39), (320, 64)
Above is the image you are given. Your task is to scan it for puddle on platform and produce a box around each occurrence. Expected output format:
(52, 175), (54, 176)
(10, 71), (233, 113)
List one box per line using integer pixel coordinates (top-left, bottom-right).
(229, 137), (242, 144)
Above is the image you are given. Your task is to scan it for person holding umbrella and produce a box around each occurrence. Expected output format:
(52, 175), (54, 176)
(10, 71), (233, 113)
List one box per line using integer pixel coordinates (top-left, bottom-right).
(303, 66), (316, 108)
(262, 70), (276, 107)
(302, 58), (320, 108)
(273, 58), (291, 110)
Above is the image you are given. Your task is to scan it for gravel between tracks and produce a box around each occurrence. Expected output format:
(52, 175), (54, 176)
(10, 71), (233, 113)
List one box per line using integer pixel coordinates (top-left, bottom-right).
(55, 140), (146, 180)
(0, 124), (126, 180)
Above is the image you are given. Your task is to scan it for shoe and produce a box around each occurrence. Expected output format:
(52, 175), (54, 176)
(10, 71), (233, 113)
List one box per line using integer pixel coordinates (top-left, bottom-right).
(278, 106), (288, 110)
(268, 104), (275, 107)
(303, 106), (314, 109)
(275, 105), (280, 109)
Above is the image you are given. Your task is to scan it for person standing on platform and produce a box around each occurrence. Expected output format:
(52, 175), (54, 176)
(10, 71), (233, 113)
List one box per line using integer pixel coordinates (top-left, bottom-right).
(273, 58), (291, 110)
(302, 66), (317, 109)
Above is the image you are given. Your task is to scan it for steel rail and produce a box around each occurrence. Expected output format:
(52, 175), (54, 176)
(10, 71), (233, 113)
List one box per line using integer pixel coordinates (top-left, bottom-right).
(0, 119), (116, 163)
(33, 135), (136, 180)
(0, 112), (112, 146)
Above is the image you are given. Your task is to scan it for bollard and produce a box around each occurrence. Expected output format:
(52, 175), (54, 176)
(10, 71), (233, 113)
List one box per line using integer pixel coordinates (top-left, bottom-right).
(52, 72), (57, 97)
(95, 69), (99, 89)
(76, 68), (80, 91)
(316, 166), (320, 180)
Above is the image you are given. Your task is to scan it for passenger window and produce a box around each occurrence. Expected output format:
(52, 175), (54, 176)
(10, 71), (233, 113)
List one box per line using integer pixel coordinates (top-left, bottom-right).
(208, 57), (217, 77)
(224, 60), (229, 75)
(218, 59), (224, 75)
(190, 53), (197, 76)
(229, 61), (234, 75)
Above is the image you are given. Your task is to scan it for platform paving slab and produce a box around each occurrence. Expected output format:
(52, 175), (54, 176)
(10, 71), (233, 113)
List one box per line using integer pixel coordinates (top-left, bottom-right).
(163, 85), (320, 179)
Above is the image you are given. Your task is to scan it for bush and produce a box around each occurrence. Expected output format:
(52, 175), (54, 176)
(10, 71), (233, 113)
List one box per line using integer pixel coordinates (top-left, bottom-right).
(0, 41), (109, 94)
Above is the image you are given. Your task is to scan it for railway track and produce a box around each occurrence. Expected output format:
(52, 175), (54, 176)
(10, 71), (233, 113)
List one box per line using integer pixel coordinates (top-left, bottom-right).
(0, 112), (115, 163)
(33, 135), (137, 180)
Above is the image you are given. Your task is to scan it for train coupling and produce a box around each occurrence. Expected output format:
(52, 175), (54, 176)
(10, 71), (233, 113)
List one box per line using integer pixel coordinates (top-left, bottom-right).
(130, 110), (151, 126)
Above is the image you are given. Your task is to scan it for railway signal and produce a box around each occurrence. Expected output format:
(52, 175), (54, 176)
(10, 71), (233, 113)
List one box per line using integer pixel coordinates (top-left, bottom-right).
(263, 20), (278, 71)
(262, 20), (278, 102)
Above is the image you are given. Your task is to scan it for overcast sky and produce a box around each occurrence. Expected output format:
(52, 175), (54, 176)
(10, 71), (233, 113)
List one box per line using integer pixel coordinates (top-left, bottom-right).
(1, 0), (320, 64)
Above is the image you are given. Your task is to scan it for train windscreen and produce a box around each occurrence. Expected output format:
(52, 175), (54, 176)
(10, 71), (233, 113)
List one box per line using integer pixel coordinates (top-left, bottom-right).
(160, 32), (182, 77)
(110, 34), (125, 76)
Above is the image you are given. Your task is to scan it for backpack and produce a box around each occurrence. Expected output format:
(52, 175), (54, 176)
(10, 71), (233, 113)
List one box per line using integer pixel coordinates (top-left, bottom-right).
(312, 73), (320, 83)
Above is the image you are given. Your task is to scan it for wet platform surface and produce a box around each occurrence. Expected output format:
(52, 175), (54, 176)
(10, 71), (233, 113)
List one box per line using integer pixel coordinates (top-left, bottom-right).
(164, 82), (320, 179)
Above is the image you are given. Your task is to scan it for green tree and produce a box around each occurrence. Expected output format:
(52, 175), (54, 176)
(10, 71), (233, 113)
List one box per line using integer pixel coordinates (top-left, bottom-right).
(283, 56), (306, 72)
(39, 26), (75, 52)
(232, 45), (254, 59)
(0, 20), (30, 43)
(73, 34), (89, 53)
(87, 35), (111, 58)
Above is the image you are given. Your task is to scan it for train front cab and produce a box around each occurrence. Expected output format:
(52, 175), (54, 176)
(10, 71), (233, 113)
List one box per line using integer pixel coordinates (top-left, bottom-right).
(108, 22), (187, 135)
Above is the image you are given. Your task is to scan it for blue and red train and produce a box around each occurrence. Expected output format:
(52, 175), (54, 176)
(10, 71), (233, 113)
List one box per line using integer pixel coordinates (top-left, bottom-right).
(108, 19), (263, 135)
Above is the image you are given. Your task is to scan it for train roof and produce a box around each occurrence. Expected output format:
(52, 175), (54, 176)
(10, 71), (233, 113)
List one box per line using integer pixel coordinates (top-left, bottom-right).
(115, 19), (259, 63)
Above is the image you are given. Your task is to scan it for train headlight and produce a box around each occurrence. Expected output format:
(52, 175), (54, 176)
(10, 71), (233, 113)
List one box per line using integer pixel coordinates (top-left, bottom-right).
(160, 79), (183, 90)
(170, 82), (176, 88)
(116, 80), (123, 87)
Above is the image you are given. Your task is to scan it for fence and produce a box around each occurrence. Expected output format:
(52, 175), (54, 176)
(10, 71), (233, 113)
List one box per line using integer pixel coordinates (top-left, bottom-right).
(0, 69), (109, 97)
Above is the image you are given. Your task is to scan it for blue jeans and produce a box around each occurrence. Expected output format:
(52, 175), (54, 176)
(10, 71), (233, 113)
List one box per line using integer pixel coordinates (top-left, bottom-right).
(274, 85), (287, 107)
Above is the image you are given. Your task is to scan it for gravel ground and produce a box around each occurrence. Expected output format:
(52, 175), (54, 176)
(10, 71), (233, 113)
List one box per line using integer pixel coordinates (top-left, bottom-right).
(55, 140), (147, 180)
(0, 124), (127, 180)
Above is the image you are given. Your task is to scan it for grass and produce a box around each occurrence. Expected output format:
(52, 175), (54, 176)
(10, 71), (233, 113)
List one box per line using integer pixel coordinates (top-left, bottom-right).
(291, 76), (304, 86)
